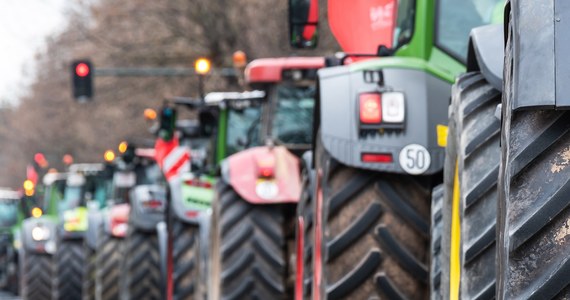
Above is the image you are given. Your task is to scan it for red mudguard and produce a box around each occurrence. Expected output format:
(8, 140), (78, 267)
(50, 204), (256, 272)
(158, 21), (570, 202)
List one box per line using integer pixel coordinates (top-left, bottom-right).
(227, 146), (302, 204)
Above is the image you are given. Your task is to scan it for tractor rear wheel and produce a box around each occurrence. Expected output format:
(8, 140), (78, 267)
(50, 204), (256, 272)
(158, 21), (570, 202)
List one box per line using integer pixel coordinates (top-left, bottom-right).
(171, 217), (200, 300)
(209, 181), (293, 299)
(53, 239), (84, 300)
(497, 18), (570, 299)
(316, 136), (431, 300)
(121, 227), (161, 300)
(439, 72), (501, 300)
(20, 250), (53, 300)
(82, 246), (96, 300)
(95, 224), (123, 300)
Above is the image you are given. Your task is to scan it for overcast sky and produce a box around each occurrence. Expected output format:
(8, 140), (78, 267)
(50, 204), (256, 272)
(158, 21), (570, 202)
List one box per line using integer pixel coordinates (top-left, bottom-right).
(0, 0), (68, 105)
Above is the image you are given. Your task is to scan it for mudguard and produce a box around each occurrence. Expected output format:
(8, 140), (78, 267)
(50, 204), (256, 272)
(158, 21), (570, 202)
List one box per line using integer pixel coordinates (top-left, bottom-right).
(156, 221), (167, 293)
(104, 204), (130, 238)
(129, 185), (166, 232)
(318, 64), (451, 175)
(507, 0), (570, 109)
(21, 217), (57, 254)
(466, 24), (504, 92)
(85, 203), (103, 250)
(170, 174), (214, 225)
(221, 146), (302, 204)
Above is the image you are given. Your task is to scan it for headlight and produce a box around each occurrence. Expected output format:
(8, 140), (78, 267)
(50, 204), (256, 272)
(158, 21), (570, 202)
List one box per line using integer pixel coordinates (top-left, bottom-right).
(31, 226), (50, 241)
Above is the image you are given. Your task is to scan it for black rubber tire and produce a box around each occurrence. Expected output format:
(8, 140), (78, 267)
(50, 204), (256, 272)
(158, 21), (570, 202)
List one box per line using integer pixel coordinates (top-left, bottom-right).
(295, 164), (314, 299)
(440, 72), (501, 300)
(95, 224), (123, 300)
(497, 17), (570, 299)
(209, 181), (293, 299)
(316, 137), (431, 299)
(20, 250), (53, 300)
(53, 239), (84, 300)
(171, 217), (200, 300)
(430, 184), (443, 300)
(82, 246), (96, 300)
(121, 227), (161, 300)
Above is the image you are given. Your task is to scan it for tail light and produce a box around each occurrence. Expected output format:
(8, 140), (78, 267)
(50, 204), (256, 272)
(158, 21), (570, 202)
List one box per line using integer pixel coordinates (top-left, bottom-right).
(142, 199), (163, 209)
(184, 179), (213, 189)
(359, 92), (405, 126)
(361, 153), (393, 163)
(257, 156), (276, 179)
(359, 93), (382, 124)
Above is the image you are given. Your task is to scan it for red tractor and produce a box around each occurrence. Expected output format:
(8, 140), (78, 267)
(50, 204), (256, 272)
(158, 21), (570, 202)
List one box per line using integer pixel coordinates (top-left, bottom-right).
(208, 57), (324, 299)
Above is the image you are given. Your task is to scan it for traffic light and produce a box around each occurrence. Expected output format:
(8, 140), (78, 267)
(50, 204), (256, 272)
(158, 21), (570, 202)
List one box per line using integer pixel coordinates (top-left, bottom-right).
(71, 60), (93, 101)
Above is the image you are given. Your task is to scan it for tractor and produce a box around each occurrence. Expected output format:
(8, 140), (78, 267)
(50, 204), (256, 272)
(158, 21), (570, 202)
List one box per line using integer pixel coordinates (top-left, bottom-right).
(438, 0), (570, 299)
(288, 0), (502, 299)
(0, 189), (27, 296)
(208, 56), (324, 299)
(19, 172), (66, 300)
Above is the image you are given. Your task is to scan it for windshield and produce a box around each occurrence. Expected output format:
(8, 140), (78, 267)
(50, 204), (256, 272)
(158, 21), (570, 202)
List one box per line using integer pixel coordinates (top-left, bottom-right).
(60, 186), (83, 211)
(392, 0), (416, 50)
(0, 202), (18, 227)
(226, 105), (262, 156)
(272, 84), (315, 145)
(436, 0), (503, 61)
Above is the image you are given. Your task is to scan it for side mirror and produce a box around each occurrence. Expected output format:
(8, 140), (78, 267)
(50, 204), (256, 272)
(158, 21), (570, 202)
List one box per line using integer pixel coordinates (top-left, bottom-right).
(159, 106), (177, 141)
(289, 0), (319, 49)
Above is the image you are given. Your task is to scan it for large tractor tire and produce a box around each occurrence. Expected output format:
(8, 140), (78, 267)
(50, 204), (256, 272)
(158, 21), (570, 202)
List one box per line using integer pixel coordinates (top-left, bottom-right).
(497, 18), (570, 299)
(430, 184), (443, 300)
(20, 250), (53, 300)
(295, 165), (314, 299)
(171, 217), (200, 300)
(315, 135), (431, 299)
(209, 181), (293, 299)
(82, 246), (96, 300)
(53, 239), (85, 300)
(95, 225), (123, 300)
(439, 72), (501, 300)
(120, 227), (161, 300)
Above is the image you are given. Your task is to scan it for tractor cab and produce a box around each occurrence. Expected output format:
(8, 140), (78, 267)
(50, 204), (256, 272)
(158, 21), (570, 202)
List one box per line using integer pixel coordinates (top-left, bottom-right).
(244, 57), (324, 156)
(0, 191), (21, 231)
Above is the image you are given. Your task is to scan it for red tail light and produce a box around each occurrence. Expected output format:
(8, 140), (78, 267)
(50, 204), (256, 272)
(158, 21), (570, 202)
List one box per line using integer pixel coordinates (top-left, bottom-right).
(257, 155), (276, 179)
(359, 93), (382, 124)
(361, 153), (393, 163)
(142, 200), (163, 209)
(184, 179), (213, 189)
(185, 211), (199, 218)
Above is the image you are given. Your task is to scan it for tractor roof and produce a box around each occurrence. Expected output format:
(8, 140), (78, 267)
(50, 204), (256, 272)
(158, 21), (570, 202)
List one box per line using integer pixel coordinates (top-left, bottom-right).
(245, 57), (325, 83)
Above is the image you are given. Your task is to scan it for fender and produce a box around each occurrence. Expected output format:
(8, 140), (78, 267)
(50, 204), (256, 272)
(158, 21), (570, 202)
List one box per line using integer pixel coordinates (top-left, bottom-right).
(156, 221), (168, 294)
(129, 185), (166, 232)
(85, 205), (103, 250)
(21, 217), (57, 254)
(507, 0), (570, 109)
(466, 24), (504, 92)
(105, 204), (130, 238)
(318, 63), (451, 175)
(221, 146), (302, 204)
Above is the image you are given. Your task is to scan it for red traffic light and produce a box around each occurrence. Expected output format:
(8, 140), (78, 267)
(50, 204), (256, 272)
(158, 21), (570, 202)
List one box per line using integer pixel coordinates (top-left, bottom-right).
(75, 63), (90, 77)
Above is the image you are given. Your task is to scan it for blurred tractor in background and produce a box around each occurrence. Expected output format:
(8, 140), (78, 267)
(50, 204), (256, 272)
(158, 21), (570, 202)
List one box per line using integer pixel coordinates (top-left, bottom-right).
(208, 56), (323, 299)
(0, 189), (28, 296)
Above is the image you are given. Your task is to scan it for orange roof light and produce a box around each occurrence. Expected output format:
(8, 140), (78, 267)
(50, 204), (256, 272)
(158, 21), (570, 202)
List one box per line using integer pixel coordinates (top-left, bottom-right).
(23, 180), (34, 191)
(233, 51), (247, 68)
(144, 108), (157, 121)
(195, 58), (211, 75)
(118, 141), (128, 154)
(63, 154), (74, 165)
(104, 150), (116, 162)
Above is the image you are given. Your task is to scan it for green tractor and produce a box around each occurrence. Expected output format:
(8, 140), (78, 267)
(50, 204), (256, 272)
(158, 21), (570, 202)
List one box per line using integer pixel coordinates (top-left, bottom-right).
(19, 172), (66, 300)
(0, 189), (28, 296)
(288, 0), (502, 299)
